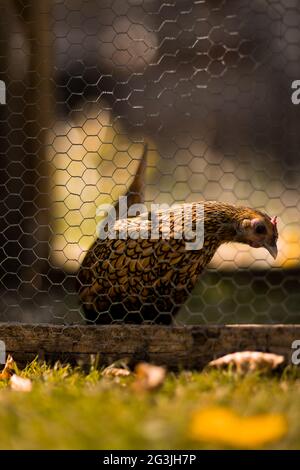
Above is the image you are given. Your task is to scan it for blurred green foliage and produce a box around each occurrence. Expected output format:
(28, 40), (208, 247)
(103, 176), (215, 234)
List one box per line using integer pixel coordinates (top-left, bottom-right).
(0, 361), (300, 449)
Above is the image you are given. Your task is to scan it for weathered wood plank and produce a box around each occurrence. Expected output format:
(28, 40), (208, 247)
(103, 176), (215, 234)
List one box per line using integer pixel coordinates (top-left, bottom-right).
(0, 324), (298, 369)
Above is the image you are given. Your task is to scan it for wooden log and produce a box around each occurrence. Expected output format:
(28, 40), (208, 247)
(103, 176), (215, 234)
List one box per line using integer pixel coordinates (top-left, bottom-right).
(0, 324), (299, 369)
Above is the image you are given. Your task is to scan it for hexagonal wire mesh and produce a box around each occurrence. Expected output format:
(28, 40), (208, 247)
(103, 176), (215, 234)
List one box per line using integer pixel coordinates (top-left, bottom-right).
(0, 0), (299, 326)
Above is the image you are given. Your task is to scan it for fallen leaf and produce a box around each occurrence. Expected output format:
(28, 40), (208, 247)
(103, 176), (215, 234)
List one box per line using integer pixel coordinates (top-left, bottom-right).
(0, 355), (18, 380)
(10, 375), (32, 392)
(207, 351), (284, 374)
(133, 362), (166, 391)
(190, 406), (287, 448)
(102, 367), (131, 377)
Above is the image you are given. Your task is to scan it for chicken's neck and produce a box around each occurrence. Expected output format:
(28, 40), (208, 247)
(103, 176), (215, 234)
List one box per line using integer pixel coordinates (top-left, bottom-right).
(203, 201), (246, 245)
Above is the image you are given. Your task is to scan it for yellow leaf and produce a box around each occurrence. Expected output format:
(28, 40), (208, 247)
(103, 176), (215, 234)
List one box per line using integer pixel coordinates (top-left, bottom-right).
(190, 406), (287, 448)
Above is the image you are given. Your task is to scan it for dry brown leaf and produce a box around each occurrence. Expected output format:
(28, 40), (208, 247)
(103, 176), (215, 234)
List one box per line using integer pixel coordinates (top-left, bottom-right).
(0, 355), (18, 380)
(207, 351), (284, 374)
(133, 362), (166, 391)
(102, 367), (131, 378)
(10, 374), (32, 392)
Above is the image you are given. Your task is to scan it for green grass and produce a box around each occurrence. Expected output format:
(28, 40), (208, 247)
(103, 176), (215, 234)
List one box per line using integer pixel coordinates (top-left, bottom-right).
(0, 360), (300, 449)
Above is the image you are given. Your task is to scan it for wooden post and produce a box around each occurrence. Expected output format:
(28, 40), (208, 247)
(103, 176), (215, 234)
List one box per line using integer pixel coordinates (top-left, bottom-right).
(0, 0), (53, 292)
(0, 324), (298, 369)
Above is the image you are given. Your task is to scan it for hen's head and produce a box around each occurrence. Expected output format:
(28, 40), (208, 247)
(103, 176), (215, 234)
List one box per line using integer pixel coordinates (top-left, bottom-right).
(234, 209), (278, 259)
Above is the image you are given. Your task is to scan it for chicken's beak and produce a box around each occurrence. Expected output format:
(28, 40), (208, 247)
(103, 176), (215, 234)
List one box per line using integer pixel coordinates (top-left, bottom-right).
(264, 242), (278, 259)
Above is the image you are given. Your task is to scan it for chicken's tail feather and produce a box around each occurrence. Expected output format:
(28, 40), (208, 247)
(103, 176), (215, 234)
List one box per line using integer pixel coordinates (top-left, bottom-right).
(115, 142), (148, 219)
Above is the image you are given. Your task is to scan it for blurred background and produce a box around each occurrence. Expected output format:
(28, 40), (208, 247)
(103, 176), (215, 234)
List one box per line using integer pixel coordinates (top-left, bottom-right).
(0, 0), (299, 324)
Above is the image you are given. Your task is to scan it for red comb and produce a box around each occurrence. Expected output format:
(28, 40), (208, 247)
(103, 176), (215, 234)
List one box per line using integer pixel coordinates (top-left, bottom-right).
(271, 216), (277, 226)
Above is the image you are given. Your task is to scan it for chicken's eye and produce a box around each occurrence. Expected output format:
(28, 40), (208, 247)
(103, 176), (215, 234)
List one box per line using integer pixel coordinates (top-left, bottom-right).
(255, 223), (266, 235)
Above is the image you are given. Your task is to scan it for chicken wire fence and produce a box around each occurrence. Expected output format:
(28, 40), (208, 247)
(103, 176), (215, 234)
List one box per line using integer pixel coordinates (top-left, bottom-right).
(0, 0), (299, 325)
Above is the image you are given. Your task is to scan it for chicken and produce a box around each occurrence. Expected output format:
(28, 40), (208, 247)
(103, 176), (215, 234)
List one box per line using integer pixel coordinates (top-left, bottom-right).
(78, 149), (278, 325)
(78, 204), (278, 325)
